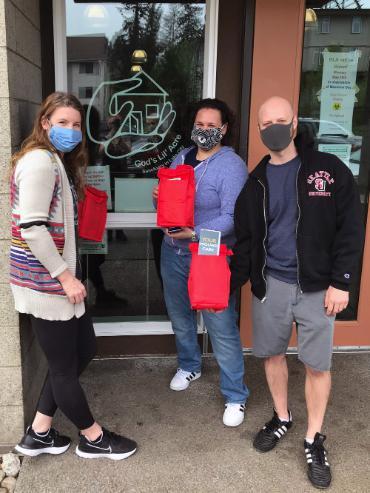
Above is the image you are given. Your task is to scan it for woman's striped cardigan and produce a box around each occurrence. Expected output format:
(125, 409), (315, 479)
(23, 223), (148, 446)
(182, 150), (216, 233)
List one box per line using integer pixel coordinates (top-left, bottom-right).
(10, 150), (85, 321)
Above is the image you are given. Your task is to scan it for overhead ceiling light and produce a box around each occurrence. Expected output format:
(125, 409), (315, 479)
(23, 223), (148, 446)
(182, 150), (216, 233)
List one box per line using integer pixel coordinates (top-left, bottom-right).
(305, 8), (317, 24)
(131, 65), (143, 74)
(84, 5), (108, 19)
(132, 50), (148, 65)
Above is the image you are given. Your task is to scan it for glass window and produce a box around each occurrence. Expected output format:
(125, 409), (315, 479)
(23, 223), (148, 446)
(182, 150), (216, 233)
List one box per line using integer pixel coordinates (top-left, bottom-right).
(313, 49), (322, 69)
(79, 62), (94, 74)
(352, 16), (362, 33)
(65, 1), (207, 325)
(299, 2), (370, 320)
(66, 0), (206, 213)
(81, 229), (167, 321)
(320, 16), (331, 33)
(79, 86), (94, 98)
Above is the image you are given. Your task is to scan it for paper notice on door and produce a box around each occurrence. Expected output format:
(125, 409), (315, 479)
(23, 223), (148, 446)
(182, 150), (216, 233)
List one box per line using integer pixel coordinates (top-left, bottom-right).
(318, 143), (351, 166)
(198, 229), (221, 256)
(321, 50), (360, 94)
(79, 231), (108, 255)
(319, 90), (357, 135)
(85, 166), (112, 210)
(318, 50), (360, 135)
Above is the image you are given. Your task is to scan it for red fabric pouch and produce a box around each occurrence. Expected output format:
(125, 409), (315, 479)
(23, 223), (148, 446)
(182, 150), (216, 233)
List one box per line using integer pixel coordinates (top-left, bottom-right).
(188, 243), (233, 311)
(78, 186), (108, 242)
(157, 165), (195, 228)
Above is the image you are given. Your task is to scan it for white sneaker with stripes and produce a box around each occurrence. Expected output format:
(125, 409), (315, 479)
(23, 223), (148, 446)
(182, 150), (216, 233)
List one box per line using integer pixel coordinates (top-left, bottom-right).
(170, 368), (201, 391)
(223, 403), (246, 427)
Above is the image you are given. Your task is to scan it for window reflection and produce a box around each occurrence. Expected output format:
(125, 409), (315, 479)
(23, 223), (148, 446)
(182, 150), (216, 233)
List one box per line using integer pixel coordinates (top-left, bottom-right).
(66, 1), (206, 211)
(299, 1), (370, 320)
(81, 229), (167, 321)
(66, 1), (206, 323)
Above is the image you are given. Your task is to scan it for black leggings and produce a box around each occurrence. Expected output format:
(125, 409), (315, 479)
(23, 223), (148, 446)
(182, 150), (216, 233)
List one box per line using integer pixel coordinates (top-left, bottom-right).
(31, 312), (97, 430)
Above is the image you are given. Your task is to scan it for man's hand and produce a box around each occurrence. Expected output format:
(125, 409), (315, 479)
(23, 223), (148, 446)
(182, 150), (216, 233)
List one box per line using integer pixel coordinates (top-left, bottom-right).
(165, 227), (193, 240)
(324, 286), (349, 316)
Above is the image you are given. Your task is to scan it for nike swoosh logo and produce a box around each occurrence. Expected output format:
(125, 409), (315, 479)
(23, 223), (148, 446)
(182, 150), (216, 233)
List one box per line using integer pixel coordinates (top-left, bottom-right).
(34, 437), (54, 446)
(87, 443), (112, 452)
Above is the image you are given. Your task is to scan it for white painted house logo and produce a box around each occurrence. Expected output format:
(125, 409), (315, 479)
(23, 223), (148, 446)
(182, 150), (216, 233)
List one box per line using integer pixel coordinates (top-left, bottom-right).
(86, 71), (176, 160)
(307, 170), (334, 197)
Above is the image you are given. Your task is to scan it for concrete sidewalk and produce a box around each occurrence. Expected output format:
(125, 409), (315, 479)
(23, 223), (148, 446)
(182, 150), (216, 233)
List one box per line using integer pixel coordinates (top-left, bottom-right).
(15, 354), (370, 493)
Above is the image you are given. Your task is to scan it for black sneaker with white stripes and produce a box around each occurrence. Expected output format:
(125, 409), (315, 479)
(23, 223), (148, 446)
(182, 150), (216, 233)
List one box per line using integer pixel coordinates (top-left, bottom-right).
(76, 428), (137, 460)
(15, 426), (71, 457)
(253, 409), (293, 452)
(305, 433), (332, 489)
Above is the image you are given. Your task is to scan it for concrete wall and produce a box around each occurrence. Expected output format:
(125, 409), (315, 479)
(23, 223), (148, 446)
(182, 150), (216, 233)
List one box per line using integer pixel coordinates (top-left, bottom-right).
(0, 0), (46, 448)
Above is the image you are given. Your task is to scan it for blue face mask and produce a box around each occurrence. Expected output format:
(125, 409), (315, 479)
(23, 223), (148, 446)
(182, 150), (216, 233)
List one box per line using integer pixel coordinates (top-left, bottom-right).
(49, 125), (82, 153)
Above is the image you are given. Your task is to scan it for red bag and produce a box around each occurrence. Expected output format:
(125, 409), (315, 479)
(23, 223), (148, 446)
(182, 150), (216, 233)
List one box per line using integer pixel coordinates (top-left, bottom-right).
(157, 165), (195, 227)
(78, 186), (108, 242)
(188, 243), (233, 311)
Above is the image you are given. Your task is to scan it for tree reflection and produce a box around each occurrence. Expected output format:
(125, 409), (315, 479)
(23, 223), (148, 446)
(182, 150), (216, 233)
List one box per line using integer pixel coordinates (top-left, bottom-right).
(108, 3), (205, 140)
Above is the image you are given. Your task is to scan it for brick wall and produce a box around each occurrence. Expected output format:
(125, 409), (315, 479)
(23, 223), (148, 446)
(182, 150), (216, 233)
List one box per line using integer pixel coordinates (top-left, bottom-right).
(0, 0), (47, 448)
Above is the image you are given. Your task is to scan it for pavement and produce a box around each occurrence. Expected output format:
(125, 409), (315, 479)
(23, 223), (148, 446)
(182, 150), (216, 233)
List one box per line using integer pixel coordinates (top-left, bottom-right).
(15, 353), (370, 493)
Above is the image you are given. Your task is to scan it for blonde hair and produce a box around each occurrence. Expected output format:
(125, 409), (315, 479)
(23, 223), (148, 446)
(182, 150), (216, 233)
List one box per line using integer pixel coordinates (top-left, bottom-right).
(11, 91), (88, 198)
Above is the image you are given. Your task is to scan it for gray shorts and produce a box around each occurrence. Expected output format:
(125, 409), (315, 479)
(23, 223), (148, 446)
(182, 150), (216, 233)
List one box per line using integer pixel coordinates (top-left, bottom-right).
(252, 275), (335, 371)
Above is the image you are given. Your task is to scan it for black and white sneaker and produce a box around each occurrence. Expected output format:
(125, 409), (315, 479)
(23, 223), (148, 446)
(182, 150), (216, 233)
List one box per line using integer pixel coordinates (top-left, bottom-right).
(253, 409), (293, 452)
(223, 403), (246, 427)
(76, 428), (137, 461)
(305, 433), (332, 489)
(170, 368), (201, 391)
(15, 426), (71, 457)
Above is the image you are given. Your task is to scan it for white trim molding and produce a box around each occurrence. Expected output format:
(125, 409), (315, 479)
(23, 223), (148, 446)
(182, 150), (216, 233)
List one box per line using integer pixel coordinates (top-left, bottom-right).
(241, 346), (370, 353)
(106, 212), (157, 229)
(54, 0), (219, 98)
(94, 321), (205, 337)
(203, 0), (219, 98)
(53, 0), (68, 91)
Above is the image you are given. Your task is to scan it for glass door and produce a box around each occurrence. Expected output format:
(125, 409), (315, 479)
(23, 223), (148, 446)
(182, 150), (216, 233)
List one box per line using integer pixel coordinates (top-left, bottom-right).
(298, 1), (370, 348)
(56, 0), (218, 337)
(239, 0), (370, 351)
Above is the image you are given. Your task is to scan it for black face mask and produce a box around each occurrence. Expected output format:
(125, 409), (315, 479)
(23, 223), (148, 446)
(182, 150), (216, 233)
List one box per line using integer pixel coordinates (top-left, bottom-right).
(259, 120), (293, 152)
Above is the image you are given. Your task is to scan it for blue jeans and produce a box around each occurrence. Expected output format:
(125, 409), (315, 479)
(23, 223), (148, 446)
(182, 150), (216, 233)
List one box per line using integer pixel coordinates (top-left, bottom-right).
(161, 241), (249, 404)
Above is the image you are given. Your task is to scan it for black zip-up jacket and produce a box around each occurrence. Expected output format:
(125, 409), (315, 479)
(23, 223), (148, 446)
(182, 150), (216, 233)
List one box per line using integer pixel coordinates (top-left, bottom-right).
(230, 141), (364, 300)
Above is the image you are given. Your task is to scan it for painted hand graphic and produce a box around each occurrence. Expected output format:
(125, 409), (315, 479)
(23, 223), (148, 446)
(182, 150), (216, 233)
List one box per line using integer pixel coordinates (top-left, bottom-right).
(86, 71), (176, 160)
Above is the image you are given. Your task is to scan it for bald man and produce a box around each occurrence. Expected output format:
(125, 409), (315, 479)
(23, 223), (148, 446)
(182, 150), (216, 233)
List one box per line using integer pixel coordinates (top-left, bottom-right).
(230, 96), (363, 489)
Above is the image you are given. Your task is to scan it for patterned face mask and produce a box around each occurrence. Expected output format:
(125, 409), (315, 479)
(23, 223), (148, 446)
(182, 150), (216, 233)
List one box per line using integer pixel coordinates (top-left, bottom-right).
(191, 125), (225, 151)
